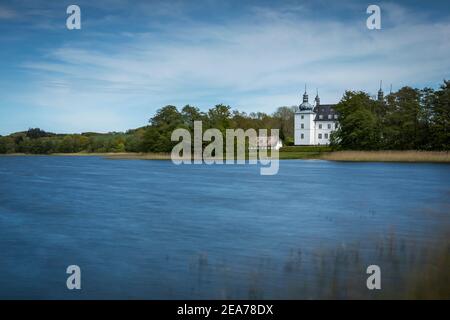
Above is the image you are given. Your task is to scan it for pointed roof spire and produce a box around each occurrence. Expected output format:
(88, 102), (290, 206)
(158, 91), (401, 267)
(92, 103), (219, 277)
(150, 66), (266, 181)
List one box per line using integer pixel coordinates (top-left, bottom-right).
(314, 88), (320, 106)
(377, 80), (384, 101)
(390, 84), (393, 94)
(302, 84), (308, 103)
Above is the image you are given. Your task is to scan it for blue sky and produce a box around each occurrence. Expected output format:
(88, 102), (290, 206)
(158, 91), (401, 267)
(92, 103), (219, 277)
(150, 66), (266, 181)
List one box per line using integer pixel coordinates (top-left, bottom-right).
(0, 0), (449, 135)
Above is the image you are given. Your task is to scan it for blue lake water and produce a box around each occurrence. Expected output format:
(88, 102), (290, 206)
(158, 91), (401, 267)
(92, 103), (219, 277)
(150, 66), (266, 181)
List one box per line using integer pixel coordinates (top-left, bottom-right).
(0, 156), (449, 299)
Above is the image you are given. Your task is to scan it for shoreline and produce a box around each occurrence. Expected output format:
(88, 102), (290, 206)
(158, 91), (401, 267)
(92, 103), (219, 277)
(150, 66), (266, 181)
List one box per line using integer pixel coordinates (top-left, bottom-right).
(1, 150), (450, 163)
(320, 150), (450, 163)
(0, 152), (171, 159)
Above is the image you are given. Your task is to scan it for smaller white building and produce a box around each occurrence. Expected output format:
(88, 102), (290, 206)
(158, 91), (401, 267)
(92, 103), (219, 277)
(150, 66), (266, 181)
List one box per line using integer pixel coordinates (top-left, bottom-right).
(249, 136), (283, 150)
(294, 88), (339, 146)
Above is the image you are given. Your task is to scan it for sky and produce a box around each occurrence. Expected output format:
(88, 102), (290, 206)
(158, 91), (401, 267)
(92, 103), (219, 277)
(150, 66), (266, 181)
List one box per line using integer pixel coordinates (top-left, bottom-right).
(0, 0), (449, 135)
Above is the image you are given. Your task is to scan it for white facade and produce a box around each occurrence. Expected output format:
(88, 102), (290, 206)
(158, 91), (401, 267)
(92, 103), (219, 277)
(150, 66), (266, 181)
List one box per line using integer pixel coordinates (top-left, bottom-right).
(314, 120), (337, 145)
(294, 110), (315, 145)
(294, 90), (338, 146)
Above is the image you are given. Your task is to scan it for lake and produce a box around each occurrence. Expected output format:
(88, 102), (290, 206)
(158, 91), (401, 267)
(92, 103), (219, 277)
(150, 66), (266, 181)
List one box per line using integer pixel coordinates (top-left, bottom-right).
(0, 156), (449, 299)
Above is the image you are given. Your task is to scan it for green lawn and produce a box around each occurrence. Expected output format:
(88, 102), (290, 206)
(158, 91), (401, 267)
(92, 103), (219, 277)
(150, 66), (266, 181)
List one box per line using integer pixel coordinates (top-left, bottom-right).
(279, 151), (324, 159)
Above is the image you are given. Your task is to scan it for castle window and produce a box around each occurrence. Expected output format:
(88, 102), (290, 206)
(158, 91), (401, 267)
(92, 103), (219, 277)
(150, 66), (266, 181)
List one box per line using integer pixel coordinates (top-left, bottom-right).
(319, 115), (323, 119)
(328, 115), (332, 119)
(318, 133), (322, 139)
(301, 123), (304, 129)
(319, 124), (322, 129)
(301, 115), (304, 119)
(325, 133), (329, 139)
(301, 134), (304, 139)
(328, 124), (331, 129)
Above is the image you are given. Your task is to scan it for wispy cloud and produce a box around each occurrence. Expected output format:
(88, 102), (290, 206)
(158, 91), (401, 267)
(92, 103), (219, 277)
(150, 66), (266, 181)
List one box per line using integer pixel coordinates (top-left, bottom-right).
(24, 5), (450, 98)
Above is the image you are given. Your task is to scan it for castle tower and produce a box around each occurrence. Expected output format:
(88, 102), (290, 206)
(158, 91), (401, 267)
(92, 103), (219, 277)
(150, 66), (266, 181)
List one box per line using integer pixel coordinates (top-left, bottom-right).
(295, 85), (315, 145)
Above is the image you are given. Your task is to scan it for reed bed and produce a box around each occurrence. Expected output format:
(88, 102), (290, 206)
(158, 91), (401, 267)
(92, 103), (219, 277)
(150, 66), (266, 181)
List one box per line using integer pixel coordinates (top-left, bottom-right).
(321, 151), (450, 163)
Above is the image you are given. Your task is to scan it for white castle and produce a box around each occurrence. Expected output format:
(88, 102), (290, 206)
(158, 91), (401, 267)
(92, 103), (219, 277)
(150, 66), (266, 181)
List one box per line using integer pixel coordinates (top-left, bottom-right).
(294, 81), (384, 146)
(294, 84), (384, 145)
(294, 86), (338, 145)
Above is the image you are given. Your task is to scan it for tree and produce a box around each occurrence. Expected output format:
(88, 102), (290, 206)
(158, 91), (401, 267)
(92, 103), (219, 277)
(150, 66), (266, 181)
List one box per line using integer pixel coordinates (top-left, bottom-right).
(26, 128), (55, 139)
(431, 80), (450, 150)
(273, 106), (295, 141)
(384, 87), (421, 149)
(181, 105), (205, 131)
(142, 105), (184, 152)
(207, 104), (231, 131)
(417, 87), (435, 149)
(58, 135), (89, 153)
(125, 129), (145, 152)
(0, 136), (16, 153)
(331, 91), (380, 150)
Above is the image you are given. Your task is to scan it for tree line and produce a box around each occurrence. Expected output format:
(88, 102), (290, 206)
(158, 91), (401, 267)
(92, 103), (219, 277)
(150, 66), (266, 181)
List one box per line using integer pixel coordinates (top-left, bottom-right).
(0, 80), (448, 154)
(331, 80), (450, 150)
(0, 105), (295, 154)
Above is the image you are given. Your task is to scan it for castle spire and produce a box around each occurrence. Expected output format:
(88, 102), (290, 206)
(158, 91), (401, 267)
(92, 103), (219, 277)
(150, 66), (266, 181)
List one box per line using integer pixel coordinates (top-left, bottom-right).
(315, 88), (320, 106)
(303, 84), (308, 103)
(377, 80), (384, 101)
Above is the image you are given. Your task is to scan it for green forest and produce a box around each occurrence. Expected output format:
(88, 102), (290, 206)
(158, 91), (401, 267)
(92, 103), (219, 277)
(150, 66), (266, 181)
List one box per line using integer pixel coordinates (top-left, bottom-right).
(331, 80), (450, 150)
(0, 80), (449, 154)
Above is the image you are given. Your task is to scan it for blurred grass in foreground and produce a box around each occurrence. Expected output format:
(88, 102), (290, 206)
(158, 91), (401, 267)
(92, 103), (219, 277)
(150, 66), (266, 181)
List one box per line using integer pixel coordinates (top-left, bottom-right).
(186, 227), (450, 299)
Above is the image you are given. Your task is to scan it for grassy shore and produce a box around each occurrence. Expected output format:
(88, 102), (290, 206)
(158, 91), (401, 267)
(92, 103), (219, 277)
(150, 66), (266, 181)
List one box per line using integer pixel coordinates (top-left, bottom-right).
(1, 150), (450, 163)
(103, 152), (171, 160)
(321, 150), (450, 163)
